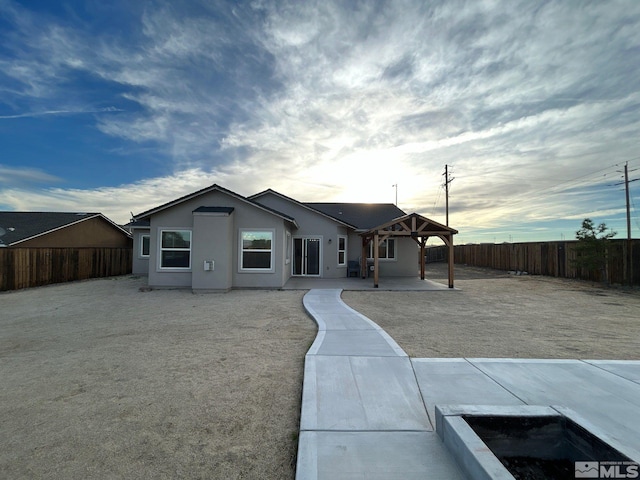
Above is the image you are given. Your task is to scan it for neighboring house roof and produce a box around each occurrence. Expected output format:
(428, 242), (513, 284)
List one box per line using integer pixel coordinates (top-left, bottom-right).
(249, 189), (359, 229)
(305, 203), (407, 230)
(123, 219), (150, 230)
(133, 184), (298, 227)
(0, 212), (131, 246)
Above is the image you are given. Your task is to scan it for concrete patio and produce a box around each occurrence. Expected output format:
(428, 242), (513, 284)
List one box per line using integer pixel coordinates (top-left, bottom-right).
(283, 275), (452, 291)
(296, 288), (640, 479)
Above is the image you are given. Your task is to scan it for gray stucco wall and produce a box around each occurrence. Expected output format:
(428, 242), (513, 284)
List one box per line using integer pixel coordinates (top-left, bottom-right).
(146, 190), (290, 289)
(191, 211), (233, 291)
(131, 229), (150, 275)
(348, 233), (419, 277)
(252, 193), (353, 279)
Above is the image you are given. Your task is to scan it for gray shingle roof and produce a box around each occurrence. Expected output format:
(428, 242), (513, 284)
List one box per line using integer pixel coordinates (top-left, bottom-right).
(134, 184), (297, 227)
(305, 203), (407, 230)
(0, 212), (101, 246)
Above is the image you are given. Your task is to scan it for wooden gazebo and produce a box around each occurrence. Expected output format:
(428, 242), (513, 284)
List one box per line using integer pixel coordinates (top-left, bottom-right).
(360, 213), (458, 288)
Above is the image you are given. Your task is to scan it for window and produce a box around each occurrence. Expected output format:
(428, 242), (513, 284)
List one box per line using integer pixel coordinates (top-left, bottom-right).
(285, 232), (292, 265)
(140, 234), (150, 257)
(337, 235), (347, 266)
(240, 230), (274, 271)
(368, 238), (396, 260)
(160, 230), (191, 269)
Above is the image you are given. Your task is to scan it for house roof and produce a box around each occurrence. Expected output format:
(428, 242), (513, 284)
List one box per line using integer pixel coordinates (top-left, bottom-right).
(305, 203), (407, 230)
(0, 212), (131, 246)
(249, 189), (358, 229)
(123, 219), (150, 229)
(133, 184), (298, 228)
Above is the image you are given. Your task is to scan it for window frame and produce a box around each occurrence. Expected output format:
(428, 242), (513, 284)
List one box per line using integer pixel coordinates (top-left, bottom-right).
(239, 229), (275, 273)
(337, 235), (347, 266)
(368, 238), (396, 261)
(285, 231), (292, 265)
(158, 229), (192, 270)
(140, 234), (150, 258)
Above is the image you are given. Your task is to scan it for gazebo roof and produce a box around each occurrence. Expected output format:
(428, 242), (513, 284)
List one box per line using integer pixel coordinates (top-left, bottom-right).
(360, 212), (458, 239)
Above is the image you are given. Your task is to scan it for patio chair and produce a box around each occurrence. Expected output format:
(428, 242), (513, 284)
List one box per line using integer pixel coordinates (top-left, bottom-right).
(347, 260), (360, 277)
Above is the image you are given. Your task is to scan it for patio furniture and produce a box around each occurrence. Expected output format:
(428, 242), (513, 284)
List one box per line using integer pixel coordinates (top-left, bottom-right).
(347, 260), (360, 277)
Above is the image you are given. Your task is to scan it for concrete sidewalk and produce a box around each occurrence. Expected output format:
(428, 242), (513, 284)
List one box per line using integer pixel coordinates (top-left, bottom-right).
(296, 289), (640, 479)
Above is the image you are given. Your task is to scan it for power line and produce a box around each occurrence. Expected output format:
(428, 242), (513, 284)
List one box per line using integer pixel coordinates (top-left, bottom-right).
(431, 185), (442, 217)
(470, 163), (624, 213)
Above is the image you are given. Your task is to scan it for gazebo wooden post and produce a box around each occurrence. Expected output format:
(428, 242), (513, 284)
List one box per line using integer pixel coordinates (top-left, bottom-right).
(448, 234), (455, 288)
(361, 239), (368, 279)
(420, 238), (426, 280)
(373, 232), (379, 288)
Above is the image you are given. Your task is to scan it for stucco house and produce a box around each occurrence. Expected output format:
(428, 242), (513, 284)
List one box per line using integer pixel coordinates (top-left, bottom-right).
(128, 184), (456, 291)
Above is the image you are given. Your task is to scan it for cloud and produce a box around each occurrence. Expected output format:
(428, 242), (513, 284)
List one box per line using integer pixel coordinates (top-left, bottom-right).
(0, 169), (222, 223)
(0, 0), (639, 239)
(0, 107), (123, 119)
(0, 165), (61, 186)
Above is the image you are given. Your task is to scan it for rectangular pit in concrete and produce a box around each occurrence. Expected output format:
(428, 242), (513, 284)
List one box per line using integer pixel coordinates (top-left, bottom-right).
(436, 405), (639, 480)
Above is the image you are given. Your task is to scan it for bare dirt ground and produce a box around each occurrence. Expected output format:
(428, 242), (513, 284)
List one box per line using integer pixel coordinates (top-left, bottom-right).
(2, 266), (639, 480)
(0, 276), (316, 480)
(343, 263), (640, 359)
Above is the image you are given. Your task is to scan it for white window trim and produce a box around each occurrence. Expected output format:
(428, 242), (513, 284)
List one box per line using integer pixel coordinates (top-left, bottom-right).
(158, 228), (192, 270)
(367, 238), (397, 261)
(140, 234), (150, 258)
(238, 229), (276, 273)
(285, 231), (292, 265)
(337, 235), (347, 267)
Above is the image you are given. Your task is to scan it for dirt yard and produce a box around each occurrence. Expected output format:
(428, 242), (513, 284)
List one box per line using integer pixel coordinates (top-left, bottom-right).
(1, 266), (639, 479)
(343, 263), (640, 359)
(0, 276), (316, 480)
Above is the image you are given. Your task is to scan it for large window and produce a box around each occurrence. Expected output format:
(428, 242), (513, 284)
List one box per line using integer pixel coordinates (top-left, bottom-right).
(160, 230), (191, 269)
(368, 238), (396, 260)
(140, 234), (150, 257)
(337, 235), (347, 266)
(240, 230), (274, 271)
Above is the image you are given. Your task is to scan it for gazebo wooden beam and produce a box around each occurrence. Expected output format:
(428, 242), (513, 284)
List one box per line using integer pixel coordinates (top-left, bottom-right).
(369, 229), (454, 237)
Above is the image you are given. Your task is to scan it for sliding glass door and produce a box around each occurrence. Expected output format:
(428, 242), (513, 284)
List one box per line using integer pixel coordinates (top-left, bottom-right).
(293, 237), (321, 276)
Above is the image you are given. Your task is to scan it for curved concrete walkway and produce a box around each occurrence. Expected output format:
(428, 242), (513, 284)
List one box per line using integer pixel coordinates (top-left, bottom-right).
(296, 289), (464, 480)
(295, 289), (640, 479)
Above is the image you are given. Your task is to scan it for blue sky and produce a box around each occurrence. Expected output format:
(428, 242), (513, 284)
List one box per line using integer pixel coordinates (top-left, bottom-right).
(1, 0), (639, 243)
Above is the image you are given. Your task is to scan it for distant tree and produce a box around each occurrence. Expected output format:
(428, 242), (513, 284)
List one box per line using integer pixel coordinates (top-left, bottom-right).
(573, 218), (617, 284)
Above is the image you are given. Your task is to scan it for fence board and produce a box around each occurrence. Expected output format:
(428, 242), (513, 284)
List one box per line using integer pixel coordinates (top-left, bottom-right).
(0, 247), (133, 291)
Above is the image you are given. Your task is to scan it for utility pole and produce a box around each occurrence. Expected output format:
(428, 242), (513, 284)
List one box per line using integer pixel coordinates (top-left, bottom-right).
(442, 165), (454, 226)
(616, 162), (638, 285)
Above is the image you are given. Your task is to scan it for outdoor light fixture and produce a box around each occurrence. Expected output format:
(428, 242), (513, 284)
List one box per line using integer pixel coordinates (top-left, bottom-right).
(328, 238), (332, 244)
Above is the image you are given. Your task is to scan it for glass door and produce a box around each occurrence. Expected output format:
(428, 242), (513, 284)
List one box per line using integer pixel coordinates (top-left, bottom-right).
(293, 237), (321, 276)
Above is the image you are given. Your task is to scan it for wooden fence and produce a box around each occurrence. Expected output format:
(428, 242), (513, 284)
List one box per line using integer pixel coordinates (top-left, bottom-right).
(0, 247), (133, 291)
(427, 239), (640, 285)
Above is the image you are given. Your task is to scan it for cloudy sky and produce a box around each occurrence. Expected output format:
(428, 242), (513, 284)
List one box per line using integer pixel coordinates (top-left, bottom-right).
(1, 0), (639, 243)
